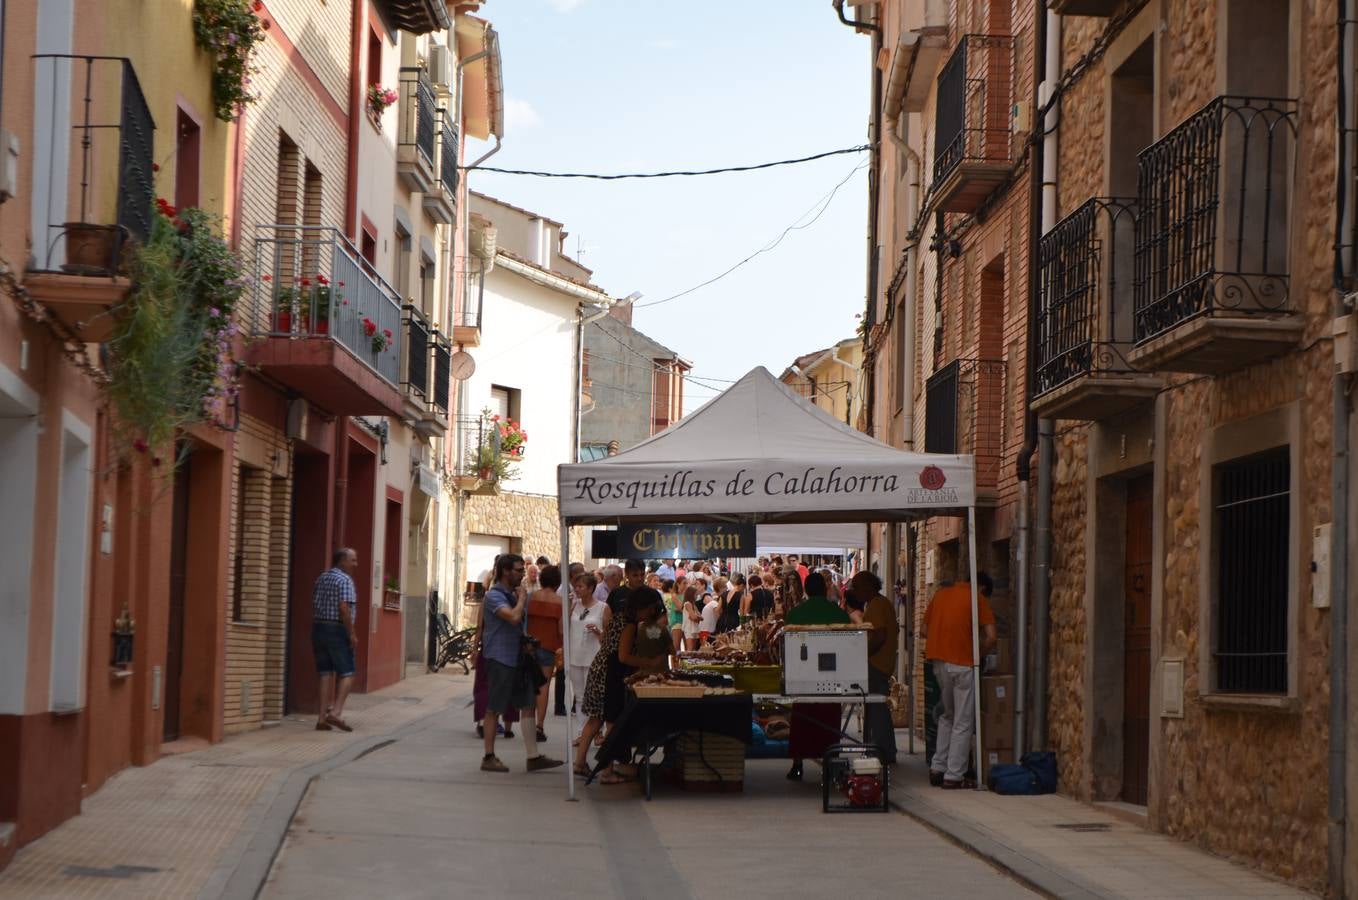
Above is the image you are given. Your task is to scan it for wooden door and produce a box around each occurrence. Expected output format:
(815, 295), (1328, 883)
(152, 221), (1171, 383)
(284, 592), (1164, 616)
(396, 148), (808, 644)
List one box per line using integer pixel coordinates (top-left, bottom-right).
(1122, 474), (1153, 805)
(164, 448), (191, 742)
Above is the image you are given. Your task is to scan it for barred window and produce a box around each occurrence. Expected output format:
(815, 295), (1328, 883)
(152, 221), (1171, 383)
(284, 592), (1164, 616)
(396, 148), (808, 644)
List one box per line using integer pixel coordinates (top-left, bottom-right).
(1213, 447), (1289, 694)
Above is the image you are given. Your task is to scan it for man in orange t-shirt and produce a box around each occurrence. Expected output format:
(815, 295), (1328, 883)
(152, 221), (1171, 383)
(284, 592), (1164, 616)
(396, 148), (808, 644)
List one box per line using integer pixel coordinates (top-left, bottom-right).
(922, 572), (997, 788)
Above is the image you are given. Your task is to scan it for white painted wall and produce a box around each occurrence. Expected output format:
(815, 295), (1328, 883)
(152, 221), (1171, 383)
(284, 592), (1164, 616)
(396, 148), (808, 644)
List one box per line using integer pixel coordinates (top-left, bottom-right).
(468, 533), (509, 584)
(50, 411), (93, 711)
(466, 265), (577, 496)
(0, 364), (41, 715)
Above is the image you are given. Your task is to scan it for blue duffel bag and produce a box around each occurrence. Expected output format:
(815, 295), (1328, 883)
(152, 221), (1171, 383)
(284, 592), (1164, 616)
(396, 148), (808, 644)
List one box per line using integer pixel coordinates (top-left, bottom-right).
(987, 763), (1040, 795)
(1021, 751), (1058, 793)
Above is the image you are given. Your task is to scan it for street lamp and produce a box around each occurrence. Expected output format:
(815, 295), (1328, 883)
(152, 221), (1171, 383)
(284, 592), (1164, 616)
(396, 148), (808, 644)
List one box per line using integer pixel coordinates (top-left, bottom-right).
(574, 291), (642, 462)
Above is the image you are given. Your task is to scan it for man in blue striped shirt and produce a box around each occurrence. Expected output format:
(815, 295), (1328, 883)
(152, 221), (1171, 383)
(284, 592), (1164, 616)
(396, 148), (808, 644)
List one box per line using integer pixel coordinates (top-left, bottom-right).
(313, 548), (359, 732)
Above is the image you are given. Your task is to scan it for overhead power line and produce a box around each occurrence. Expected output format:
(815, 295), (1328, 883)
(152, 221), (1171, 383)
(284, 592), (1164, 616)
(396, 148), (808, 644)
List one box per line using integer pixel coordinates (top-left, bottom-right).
(463, 145), (870, 180)
(634, 159), (868, 309)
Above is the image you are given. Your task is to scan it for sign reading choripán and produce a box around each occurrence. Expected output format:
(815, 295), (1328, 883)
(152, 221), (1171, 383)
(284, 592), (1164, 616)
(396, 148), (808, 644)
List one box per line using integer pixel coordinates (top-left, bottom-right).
(617, 523), (755, 559)
(558, 460), (974, 519)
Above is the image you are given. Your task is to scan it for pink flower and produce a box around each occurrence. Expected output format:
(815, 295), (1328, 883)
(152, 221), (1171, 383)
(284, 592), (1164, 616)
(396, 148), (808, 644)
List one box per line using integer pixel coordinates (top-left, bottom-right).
(262, 274), (272, 282)
(132, 438), (149, 454)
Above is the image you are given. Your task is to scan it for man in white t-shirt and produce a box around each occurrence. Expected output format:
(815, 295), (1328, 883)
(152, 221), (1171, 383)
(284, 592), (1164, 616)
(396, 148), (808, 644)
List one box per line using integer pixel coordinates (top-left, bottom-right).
(699, 588), (721, 643)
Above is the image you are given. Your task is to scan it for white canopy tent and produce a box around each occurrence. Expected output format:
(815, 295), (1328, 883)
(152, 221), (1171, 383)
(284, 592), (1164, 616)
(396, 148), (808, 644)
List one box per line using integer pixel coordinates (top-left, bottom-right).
(554, 367), (984, 797)
(755, 522), (864, 556)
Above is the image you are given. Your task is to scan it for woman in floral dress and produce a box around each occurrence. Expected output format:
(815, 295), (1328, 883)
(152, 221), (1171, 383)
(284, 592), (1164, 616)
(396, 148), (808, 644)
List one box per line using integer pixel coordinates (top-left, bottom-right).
(573, 596), (631, 777)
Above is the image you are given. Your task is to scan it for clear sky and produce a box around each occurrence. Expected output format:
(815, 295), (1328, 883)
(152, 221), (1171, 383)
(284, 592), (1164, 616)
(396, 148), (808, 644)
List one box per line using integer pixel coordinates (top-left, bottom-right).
(464, 0), (870, 413)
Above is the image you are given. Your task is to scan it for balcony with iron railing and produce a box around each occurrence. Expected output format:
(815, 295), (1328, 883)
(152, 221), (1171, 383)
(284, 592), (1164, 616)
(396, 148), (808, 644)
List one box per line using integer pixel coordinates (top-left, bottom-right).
(452, 413), (501, 493)
(452, 255), (485, 346)
(431, 331), (451, 416)
(930, 34), (1015, 214)
(245, 225), (404, 416)
(422, 108), (458, 225)
(925, 358), (1006, 499)
(27, 54), (155, 340)
(401, 306), (449, 437)
(397, 67), (437, 193)
(1129, 95), (1303, 374)
(1033, 197), (1161, 420)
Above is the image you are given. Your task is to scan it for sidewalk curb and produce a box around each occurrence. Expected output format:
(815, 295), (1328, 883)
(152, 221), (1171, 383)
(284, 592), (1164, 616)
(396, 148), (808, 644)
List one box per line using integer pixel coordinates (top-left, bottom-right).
(891, 788), (1106, 900)
(200, 699), (455, 900)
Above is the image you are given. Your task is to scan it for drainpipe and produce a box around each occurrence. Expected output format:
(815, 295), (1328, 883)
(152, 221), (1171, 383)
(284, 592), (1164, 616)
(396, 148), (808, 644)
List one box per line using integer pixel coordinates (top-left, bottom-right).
(1016, 3), (1054, 756)
(1031, 8), (1060, 757)
(1330, 1), (1354, 891)
(573, 307), (585, 464)
(343, 0), (363, 240)
(334, 417), (350, 552)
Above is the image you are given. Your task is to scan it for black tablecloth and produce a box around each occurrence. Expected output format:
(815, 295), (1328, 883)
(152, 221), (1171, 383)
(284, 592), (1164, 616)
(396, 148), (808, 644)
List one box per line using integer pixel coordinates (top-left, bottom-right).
(593, 693), (753, 771)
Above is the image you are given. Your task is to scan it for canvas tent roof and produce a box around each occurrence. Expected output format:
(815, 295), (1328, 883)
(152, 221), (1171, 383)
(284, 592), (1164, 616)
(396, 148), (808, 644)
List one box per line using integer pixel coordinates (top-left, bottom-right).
(557, 366), (974, 525)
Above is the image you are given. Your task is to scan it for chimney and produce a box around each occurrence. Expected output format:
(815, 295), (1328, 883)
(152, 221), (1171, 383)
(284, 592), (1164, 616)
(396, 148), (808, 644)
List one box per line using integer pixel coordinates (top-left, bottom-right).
(606, 440), (620, 456)
(528, 218), (549, 267)
(608, 303), (632, 326)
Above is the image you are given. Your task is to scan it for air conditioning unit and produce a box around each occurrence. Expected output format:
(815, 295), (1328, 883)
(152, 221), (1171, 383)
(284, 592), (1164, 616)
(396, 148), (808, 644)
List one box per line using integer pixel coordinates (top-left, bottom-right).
(428, 43), (454, 91)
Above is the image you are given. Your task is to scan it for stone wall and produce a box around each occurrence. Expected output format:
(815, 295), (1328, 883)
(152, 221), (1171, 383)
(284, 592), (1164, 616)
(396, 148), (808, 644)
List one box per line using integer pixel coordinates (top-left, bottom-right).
(1044, 0), (1340, 892)
(455, 488), (584, 626)
(1047, 429), (1089, 795)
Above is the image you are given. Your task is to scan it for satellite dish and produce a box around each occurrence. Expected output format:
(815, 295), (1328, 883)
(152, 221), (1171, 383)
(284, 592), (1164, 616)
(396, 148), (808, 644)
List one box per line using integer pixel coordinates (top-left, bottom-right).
(449, 351), (476, 381)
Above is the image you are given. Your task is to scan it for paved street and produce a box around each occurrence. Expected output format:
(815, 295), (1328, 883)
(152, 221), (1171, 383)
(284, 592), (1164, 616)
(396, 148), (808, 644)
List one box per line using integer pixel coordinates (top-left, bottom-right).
(259, 684), (1031, 900)
(0, 670), (1316, 899)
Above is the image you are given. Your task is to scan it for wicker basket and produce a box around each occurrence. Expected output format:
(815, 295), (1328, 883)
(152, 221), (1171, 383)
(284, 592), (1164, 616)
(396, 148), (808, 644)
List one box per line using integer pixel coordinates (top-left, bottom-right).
(632, 684), (706, 699)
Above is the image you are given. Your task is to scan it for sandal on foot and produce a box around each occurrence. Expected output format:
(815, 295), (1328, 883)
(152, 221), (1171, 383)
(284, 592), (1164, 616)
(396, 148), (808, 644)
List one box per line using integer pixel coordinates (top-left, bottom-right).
(536, 727), (548, 743)
(315, 722), (333, 731)
(598, 771), (632, 785)
(325, 715), (353, 732)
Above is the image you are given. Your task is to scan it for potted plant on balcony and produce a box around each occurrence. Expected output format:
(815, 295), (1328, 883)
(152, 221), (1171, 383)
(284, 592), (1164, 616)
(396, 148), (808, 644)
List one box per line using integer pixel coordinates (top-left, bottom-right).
(367, 84), (398, 122)
(383, 575), (401, 610)
(103, 198), (246, 466)
(271, 278), (297, 333)
(496, 417), (527, 460)
(296, 274), (332, 335)
(363, 317), (393, 354)
(61, 222), (130, 276)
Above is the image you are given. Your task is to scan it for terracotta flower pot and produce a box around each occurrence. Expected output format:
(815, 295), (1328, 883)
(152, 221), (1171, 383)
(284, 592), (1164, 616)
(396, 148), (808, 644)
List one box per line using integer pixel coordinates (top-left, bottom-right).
(275, 311), (292, 333)
(62, 222), (124, 275)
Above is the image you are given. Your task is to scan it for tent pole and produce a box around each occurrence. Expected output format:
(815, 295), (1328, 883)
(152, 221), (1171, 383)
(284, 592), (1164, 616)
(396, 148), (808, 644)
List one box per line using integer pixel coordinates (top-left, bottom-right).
(560, 517), (575, 801)
(968, 506), (983, 790)
(906, 522), (916, 756)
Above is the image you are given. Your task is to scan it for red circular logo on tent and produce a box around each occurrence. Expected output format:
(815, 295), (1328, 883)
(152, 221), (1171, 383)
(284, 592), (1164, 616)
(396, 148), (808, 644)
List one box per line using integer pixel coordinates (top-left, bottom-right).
(919, 465), (947, 491)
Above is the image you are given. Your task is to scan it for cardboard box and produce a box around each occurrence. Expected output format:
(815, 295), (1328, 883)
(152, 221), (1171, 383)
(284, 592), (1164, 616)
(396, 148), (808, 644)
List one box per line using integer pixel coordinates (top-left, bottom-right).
(980, 675), (1015, 743)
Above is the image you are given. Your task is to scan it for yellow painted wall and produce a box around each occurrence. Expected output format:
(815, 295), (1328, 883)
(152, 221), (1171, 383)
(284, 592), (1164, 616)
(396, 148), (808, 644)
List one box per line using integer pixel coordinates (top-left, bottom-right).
(85, 0), (234, 219)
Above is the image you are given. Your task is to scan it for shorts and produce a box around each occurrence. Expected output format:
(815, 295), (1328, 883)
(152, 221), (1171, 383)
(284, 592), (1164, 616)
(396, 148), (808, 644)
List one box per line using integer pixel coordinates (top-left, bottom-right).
(533, 647), (556, 669)
(484, 657), (536, 714)
(312, 621), (355, 678)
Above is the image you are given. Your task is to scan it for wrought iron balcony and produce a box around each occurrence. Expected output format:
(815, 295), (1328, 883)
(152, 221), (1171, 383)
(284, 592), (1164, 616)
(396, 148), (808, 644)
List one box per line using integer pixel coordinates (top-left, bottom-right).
(403, 304), (431, 401)
(1130, 95), (1303, 374)
(397, 67), (436, 193)
(1034, 197), (1161, 420)
(431, 332), (451, 415)
(930, 35), (1015, 213)
(423, 108), (457, 225)
(28, 55), (154, 339)
(452, 255), (484, 346)
(925, 358), (1006, 497)
(245, 225), (404, 416)
(452, 414), (501, 493)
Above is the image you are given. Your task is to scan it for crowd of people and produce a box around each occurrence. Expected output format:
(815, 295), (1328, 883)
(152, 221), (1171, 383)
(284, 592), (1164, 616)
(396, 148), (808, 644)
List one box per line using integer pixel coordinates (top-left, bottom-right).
(311, 544), (997, 793)
(461, 550), (904, 783)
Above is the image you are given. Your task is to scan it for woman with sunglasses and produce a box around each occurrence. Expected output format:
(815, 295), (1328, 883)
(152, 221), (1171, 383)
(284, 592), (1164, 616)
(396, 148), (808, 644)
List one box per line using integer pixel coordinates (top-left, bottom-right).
(567, 573), (608, 744)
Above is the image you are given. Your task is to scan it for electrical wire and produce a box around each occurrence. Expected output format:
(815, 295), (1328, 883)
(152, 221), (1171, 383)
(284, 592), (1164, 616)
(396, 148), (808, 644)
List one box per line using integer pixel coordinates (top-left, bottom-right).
(463, 145), (870, 180)
(634, 159), (869, 309)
